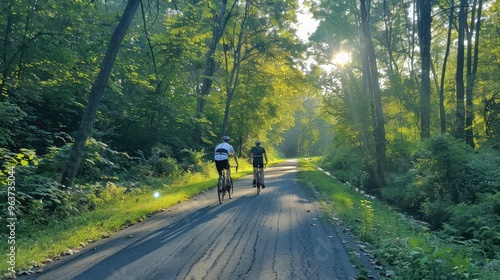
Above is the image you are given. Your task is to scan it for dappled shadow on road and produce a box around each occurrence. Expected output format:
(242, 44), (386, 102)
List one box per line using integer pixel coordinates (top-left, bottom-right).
(66, 199), (241, 280)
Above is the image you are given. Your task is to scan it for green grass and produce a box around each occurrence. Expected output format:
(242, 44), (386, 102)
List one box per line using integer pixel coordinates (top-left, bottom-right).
(296, 158), (500, 279)
(1, 182), (211, 276)
(297, 158), (419, 242)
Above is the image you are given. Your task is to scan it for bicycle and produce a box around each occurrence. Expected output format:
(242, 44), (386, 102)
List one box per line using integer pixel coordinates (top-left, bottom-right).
(217, 166), (237, 204)
(254, 164), (266, 195)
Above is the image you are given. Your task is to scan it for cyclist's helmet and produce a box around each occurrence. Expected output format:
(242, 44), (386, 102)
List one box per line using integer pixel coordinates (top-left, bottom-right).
(255, 140), (261, 146)
(221, 136), (230, 142)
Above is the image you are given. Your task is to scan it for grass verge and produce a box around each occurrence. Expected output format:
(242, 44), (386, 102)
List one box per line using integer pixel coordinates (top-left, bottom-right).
(297, 158), (500, 280)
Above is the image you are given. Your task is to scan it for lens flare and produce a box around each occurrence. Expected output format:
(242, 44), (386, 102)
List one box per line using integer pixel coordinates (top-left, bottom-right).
(153, 192), (160, 198)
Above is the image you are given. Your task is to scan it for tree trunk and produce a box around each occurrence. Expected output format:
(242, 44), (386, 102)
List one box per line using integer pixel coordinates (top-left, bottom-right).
(455, 0), (467, 141)
(360, 0), (387, 188)
(221, 1), (249, 137)
(438, 2), (454, 134)
(60, 0), (141, 187)
(1, 0), (14, 98)
(417, 0), (432, 139)
(194, 0), (236, 143)
(465, 0), (483, 148)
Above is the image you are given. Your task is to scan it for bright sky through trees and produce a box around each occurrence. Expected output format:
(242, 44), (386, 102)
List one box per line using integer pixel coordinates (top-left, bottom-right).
(296, 0), (319, 42)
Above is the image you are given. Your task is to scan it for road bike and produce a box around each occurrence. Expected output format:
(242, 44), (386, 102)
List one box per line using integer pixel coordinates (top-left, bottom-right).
(254, 164), (266, 195)
(217, 166), (237, 204)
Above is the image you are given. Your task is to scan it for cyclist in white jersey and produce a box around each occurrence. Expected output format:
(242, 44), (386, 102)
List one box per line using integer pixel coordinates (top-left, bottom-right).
(214, 136), (238, 187)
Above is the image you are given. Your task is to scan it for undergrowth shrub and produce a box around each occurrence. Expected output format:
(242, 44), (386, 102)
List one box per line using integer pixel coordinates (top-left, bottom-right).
(177, 148), (205, 173)
(446, 191), (500, 258)
(147, 145), (180, 178)
(382, 134), (476, 228)
(37, 138), (135, 183)
(376, 232), (479, 280)
(321, 144), (370, 189)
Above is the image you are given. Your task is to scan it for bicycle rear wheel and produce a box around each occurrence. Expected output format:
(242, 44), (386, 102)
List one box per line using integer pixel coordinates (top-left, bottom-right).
(256, 172), (261, 195)
(218, 176), (224, 204)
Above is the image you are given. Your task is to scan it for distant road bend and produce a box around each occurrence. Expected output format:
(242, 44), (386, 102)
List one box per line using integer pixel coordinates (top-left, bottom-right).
(22, 159), (378, 280)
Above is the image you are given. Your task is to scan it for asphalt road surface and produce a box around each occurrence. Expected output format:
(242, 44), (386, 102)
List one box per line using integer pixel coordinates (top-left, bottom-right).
(22, 159), (378, 280)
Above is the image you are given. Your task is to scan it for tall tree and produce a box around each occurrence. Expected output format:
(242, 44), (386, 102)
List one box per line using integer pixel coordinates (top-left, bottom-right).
(437, 1), (455, 134)
(194, 0), (237, 143)
(455, 0), (467, 141)
(61, 0), (141, 187)
(464, 0), (483, 148)
(360, 0), (387, 187)
(417, 0), (432, 139)
(221, 0), (249, 137)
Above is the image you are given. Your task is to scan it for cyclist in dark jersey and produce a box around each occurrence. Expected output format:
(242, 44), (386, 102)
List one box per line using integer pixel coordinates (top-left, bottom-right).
(249, 141), (268, 188)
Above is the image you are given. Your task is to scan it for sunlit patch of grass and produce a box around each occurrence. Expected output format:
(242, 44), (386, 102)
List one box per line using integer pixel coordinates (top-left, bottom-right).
(297, 158), (417, 242)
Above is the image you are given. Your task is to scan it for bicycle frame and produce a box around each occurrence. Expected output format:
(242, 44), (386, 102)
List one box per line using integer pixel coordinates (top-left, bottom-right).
(254, 164), (265, 195)
(217, 166), (236, 204)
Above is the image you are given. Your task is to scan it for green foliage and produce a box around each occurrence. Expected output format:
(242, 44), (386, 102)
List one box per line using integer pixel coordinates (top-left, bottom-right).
(0, 102), (28, 147)
(446, 192), (500, 258)
(146, 145), (179, 178)
(376, 233), (475, 280)
(177, 149), (205, 173)
(300, 159), (500, 279)
(79, 139), (130, 181)
(0, 149), (76, 233)
(381, 134), (499, 228)
(321, 144), (370, 189)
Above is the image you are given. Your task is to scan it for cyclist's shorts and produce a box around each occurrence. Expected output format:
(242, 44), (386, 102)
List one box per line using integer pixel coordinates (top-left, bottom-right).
(252, 158), (264, 168)
(215, 159), (230, 174)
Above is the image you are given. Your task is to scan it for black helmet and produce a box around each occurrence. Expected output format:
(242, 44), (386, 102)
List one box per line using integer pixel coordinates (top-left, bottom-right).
(255, 140), (261, 146)
(221, 136), (230, 142)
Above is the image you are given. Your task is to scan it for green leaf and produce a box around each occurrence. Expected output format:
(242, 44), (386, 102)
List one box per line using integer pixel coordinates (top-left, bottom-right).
(21, 159), (29, 166)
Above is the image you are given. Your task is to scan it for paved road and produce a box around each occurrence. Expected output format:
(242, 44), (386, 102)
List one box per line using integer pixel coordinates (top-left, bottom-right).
(22, 159), (373, 280)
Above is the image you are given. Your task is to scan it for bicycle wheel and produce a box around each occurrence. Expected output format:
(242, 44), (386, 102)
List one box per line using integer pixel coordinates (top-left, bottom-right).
(228, 178), (233, 199)
(218, 176), (224, 204)
(256, 172), (261, 195)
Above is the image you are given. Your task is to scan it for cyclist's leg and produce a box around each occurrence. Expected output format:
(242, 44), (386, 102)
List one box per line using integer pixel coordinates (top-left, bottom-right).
(254, 158), (264, 186)
(224, 160), (231, 186)
(253, 166), (258, 187)
(259, 167), (265, 188)
(215, 161), (223, 177)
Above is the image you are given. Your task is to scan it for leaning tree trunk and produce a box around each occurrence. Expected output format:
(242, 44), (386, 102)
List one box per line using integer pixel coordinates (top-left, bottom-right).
(60, 0), (141, 187)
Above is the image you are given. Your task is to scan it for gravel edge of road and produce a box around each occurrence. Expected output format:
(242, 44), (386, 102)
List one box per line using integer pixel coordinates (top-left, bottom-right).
(297, 176), (383, 280)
